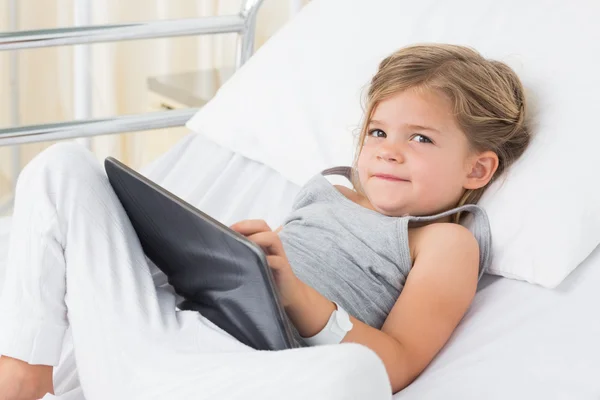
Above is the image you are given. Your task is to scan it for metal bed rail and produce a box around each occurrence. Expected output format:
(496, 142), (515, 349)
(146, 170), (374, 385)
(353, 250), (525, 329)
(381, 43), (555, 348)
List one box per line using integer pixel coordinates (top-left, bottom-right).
(0, 17), (246, 51)
(0, 109), (198, 146)
(0, 0), (265, 147)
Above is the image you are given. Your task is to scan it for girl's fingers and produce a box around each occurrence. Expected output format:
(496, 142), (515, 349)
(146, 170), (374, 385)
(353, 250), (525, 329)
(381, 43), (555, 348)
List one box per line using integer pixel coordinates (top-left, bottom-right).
(266, 255), (285, 271)
(247, 231), (284, 256)
(230, 219), (272, 235)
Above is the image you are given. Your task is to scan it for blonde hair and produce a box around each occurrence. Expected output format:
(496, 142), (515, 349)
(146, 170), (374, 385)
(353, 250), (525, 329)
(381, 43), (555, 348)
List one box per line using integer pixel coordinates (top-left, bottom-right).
(352, 43), (531, 222)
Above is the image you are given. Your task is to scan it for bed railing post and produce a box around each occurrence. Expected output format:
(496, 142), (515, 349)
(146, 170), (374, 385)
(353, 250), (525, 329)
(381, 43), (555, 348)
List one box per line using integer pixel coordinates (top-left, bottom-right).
(1, 0), (20, 215)
(74, 0), (93, 151)
(236, 0), (266, 68)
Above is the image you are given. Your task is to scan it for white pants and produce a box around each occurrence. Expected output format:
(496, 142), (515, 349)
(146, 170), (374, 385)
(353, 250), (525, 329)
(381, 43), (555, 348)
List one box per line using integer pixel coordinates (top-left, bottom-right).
(0, 143), (391, 400)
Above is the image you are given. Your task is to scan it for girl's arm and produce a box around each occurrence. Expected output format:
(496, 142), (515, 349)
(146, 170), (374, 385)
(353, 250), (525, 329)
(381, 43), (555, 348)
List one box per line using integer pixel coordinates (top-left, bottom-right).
(286, 223), (480, 394)
(231, 219), (479, 394)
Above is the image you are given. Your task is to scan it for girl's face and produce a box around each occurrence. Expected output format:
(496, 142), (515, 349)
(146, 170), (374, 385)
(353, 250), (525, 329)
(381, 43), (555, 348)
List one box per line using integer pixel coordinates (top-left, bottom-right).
(356, 88), (483, 217)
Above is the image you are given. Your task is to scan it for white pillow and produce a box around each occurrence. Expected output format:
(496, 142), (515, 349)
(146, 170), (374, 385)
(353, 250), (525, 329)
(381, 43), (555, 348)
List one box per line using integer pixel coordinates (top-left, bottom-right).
(186, 0), (600, 288)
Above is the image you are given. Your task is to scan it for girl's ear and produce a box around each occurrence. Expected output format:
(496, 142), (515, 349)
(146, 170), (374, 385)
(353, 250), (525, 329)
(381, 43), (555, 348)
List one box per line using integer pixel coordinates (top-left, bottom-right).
(464, 151), (499, 190)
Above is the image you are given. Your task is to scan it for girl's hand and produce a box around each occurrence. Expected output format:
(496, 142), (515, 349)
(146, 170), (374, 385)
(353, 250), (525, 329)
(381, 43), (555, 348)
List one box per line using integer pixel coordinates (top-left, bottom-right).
(230, 219), (304, 309)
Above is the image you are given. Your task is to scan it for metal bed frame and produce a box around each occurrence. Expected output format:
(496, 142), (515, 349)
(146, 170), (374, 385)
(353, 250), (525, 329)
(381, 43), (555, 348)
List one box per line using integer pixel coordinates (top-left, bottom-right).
(0, 0), (265, 147)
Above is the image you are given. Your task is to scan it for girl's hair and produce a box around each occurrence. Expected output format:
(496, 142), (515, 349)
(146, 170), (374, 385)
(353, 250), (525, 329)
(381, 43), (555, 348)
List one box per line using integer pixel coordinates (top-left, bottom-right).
(352, 43), (531, 222)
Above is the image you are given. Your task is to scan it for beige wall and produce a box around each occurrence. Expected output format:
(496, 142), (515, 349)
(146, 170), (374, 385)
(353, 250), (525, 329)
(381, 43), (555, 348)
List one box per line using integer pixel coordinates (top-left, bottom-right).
(0, 0), (309, 211)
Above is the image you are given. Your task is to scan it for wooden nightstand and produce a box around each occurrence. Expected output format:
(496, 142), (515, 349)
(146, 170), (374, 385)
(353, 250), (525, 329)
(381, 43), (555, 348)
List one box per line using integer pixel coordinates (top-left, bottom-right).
(128, 67), (235, 169)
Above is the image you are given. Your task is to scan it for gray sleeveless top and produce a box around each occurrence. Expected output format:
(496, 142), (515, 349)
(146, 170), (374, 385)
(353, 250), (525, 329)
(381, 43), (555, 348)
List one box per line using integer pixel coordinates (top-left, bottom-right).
(278, 167), (492, 347)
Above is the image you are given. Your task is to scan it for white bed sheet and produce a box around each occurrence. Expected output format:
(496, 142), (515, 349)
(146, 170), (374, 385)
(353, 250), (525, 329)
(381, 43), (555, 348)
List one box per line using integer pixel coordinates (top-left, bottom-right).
(1, 133), (599, 399)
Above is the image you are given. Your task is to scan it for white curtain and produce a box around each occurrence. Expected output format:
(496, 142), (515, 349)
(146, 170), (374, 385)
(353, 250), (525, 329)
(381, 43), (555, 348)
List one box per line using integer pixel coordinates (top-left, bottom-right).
(0, 0), (307, 212)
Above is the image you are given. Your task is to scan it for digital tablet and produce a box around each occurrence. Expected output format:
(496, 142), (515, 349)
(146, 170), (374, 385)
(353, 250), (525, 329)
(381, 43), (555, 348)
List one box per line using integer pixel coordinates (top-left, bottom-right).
(104, 156), (297, 350)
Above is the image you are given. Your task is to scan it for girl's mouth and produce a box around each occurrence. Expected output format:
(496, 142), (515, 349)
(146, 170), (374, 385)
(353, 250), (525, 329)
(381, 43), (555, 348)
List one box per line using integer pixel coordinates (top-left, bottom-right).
(373, 174), (408, 182)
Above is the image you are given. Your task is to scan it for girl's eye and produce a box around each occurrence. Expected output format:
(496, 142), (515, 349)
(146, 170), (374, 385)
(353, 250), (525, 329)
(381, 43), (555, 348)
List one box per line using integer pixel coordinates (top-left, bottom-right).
(368, 129), (386, 138)
(411, 134), (433, 144)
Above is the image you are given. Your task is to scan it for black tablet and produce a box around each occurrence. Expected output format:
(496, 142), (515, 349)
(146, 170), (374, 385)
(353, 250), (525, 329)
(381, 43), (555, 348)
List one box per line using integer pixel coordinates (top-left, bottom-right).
(104, 156), (296, 350)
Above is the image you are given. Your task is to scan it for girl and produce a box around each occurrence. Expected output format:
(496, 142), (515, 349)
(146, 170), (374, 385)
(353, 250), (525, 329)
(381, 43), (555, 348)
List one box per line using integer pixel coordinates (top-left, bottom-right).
(0, 43), (530, 399)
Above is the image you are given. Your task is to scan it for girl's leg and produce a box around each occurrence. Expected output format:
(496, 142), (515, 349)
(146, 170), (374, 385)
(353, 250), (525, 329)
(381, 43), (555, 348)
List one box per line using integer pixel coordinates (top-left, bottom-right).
(0, 142), (391, 400)
(0, 143), (249, 399)
(131, 343), (392, 400)
(0, 356), (54, 399)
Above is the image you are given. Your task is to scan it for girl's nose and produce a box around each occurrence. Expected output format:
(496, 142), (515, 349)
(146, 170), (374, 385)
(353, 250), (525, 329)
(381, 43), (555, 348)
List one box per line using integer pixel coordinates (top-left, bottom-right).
(377, 143), (404, 163)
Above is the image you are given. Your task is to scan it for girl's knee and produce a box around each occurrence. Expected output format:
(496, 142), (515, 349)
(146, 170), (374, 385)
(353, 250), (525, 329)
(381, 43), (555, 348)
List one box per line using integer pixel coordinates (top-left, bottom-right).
(33, 142), (94, 172)
(18, 143), (99, 186)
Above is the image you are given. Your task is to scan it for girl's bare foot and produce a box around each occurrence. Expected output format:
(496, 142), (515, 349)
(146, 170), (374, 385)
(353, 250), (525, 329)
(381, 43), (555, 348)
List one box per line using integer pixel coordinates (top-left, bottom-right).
(0, 356), (54, 400)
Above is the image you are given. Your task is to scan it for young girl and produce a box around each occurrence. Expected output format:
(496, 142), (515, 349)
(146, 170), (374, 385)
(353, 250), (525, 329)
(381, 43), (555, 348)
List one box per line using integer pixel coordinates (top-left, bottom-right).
(0, 43), (530, 399)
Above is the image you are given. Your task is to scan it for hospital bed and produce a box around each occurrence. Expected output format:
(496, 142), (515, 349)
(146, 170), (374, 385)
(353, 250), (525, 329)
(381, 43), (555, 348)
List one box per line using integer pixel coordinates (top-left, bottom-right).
(1, 0), (600, 399)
